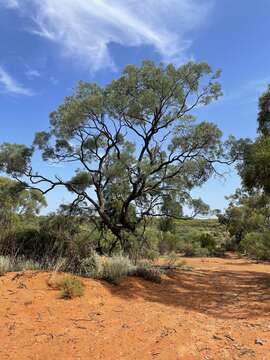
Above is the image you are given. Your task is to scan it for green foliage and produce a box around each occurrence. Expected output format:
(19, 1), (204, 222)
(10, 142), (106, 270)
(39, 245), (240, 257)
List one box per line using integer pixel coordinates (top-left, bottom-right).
(0, 143), (33, 175)
(0, 60), (229, 253)
(221, 85), (270, 260)
(182, 242), (210, 257)
(257, 84), (270, 136)
(56, 276), (84, 299)
(240, 137), (270, 193)
(199, 233), (217, 251)
(219, 191), (270, 252)
(0, 176), (46, 229)
(240, 231), (270, 260)
(101, 255), (135, 284)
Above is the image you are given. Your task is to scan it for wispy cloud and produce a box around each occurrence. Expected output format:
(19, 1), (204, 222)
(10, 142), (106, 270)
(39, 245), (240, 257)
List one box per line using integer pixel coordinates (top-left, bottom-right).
(2, 0), (19, 9)
(10, 0), (214, 71)
(223, 78), (270, 105)
(25, 67), (41, 79)
(0, 66), (34, 96)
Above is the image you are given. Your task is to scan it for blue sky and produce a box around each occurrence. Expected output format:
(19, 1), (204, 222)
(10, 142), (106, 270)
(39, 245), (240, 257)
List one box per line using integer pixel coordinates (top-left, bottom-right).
(0, 0), (269, 213)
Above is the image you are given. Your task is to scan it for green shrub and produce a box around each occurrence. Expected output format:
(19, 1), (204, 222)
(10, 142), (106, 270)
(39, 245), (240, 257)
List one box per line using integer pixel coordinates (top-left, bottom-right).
(199, 233), (216, 251)
(240, 231), (270, 260)
(224, 237), (239, 251)
(101, 255), (135, 284)
(158, 231), (179, 254)
(135, 261), (163, 283)
(56, 276), (84, 299)
(182, 242), (210, 257)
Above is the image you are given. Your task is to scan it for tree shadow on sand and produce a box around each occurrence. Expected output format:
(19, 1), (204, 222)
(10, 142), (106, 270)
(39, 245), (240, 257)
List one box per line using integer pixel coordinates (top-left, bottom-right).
(102, 268), (270, 320)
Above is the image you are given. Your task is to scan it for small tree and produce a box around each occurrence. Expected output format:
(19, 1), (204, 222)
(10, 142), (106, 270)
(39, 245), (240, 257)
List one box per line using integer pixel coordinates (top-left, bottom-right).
(0, 61), (230, 253)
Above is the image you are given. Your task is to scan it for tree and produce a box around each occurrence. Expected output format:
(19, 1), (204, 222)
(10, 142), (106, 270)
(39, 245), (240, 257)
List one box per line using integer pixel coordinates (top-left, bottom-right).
(0, 61), (231, 253)
(239, 85), (270, 193)
(219, 84), (270, 258)
(257, 84), (270, 136)
(0, 176), (46, 226)
(217, 190), (270, 245)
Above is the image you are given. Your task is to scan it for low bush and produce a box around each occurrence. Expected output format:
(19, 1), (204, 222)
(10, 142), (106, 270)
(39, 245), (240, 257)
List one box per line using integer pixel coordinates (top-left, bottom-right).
(199, 233), (217, 251)
(182, 242), (210, 257)
(0, 256), (13, 275)
(224, 237), (240, 252)
(80, 252), (103, 278)
(54, 275), (84, 299)
(240, 231), (270, 260)
(135, 261), (163, 283)
(101, 255), (135, 284)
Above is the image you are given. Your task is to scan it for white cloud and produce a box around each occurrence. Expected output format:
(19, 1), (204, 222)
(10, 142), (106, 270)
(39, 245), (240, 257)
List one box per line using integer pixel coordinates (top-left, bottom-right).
(25, 67), (41, 78)
(0, 66), (34, 96)
(11, 0), (214, 71)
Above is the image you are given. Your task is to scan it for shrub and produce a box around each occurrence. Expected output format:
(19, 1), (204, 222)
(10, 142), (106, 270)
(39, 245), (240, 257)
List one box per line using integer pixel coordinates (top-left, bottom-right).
(135, 261), (163, 283)
(101, 255), (134, 284)
(162, 253), (187, 268)
(164, 251), (178, 268)
(20, 259), (42, 271)
(55, 276), (84, 299)
(224, 237), (239, 251)
(0, 256), (13, 275)
(158, 231), (179, 254)
(80, 252), (103, 278)
(199, 233), (216, 251)
(182, 242), (210, 257)
(240, 231), (270, 260)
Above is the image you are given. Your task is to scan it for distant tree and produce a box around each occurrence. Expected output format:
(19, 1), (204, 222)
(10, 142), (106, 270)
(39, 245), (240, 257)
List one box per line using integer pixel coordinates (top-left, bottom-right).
(219, 84), (270, 257)
(239, 85), (270, 193)
(0, 176), (46, 227)
(0, 61), (232, 253)
(257, 84), (270, 136)
(217, 190), (270, 245)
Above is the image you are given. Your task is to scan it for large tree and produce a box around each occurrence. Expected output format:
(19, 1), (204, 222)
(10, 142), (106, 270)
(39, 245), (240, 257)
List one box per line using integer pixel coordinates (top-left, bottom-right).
(0, 61), (231, 252)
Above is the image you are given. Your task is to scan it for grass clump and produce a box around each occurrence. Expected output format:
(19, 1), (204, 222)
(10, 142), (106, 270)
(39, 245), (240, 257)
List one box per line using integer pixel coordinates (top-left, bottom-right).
(20, 259), (42, 271)
(80, 252), (103, 278)
(0, 256), (13, 276)
(49, 275), (84, 299)
(101, 255), (135, 284)
(135, 261), (163, 283)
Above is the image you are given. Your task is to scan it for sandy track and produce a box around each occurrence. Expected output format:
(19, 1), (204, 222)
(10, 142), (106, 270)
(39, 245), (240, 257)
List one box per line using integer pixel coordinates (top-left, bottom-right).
(0, 256), (269, 360)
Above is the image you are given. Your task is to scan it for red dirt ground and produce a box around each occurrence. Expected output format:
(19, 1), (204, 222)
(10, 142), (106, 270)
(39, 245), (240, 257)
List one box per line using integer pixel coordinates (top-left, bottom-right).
(0, 255), (270, 360)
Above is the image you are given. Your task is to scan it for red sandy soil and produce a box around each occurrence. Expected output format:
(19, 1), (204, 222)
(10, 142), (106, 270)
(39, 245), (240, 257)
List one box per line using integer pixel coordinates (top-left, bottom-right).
(0, 255), (270, 360)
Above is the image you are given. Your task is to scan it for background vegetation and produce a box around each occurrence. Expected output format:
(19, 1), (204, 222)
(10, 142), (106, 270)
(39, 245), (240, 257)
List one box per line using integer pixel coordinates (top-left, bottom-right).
(0, 61), (270, 284)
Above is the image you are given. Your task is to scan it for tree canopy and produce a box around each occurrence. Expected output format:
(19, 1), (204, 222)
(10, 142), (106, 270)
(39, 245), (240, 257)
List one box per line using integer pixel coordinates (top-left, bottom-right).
(0, 61), (232, 252)
(238, 85), (270, 194)
(218, 83), (270, 259)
